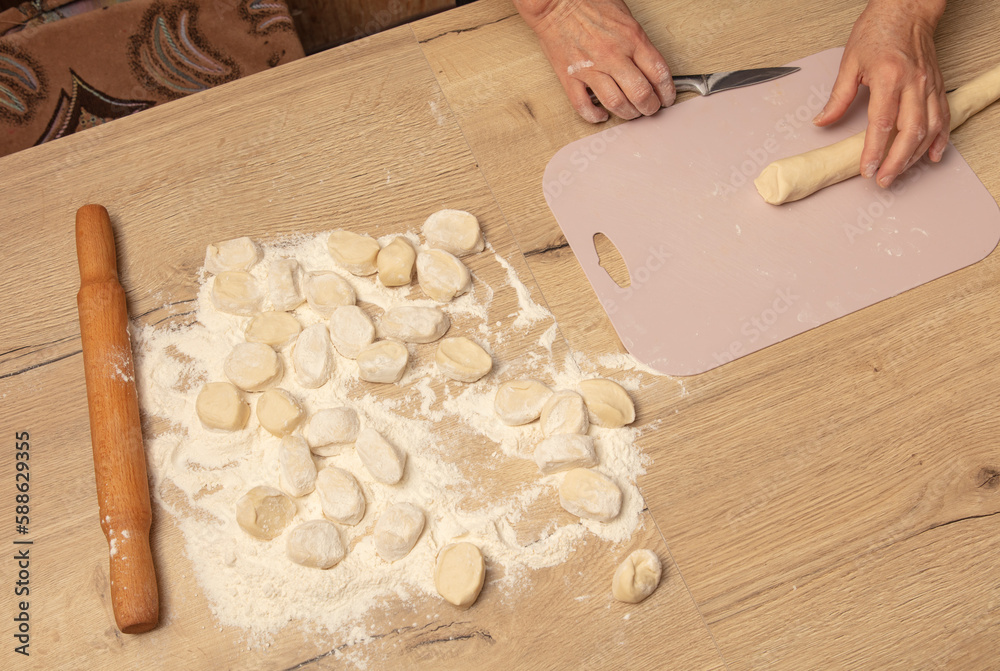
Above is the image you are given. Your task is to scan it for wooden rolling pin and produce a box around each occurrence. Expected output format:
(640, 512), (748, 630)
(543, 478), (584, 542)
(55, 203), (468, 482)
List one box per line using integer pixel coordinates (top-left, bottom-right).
(76, 204), (159, 634)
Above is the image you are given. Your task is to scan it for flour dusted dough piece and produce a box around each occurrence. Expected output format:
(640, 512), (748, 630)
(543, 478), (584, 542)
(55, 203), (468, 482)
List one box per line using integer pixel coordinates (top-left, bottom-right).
(316, 466), (366, 525)
(355, 428), (406, 484)
(612, 549), (662, 603)
(279, 435), (317, 497)
(292, 323), (333, 388)
(268, 258), (304, 311)
(329, 305), (375, 359)
(534, 434), (597, 475)
(327, 230), (380, 276)
(305, 407), (359, 456)
(357, 340), (409, 383)
(540, 390), (589, 436)
(558, 468), (622, 522)
(303, 271), (356, 316)
(755, 62), (1000, 205)
(436, 337), (492, 382)
(417, 249), (472, 302)
(494, 379), (553, 426)
(374, 503), (424, 561)
(236, 485), (295, 540)
(205, 237), (261, 274)
(379, 305), (450, 343)
(286, 520), (345, 569)
(579, 378), (636, 428)
(211, 271), (262, 315)
(422, 209), (484, 256)
(256, 388), (304, 437)
(224, 342), (283, 391)
(435, 542), (485, 608)
(196, 382), (250, 431)
(377, 237), (416, 287)
(245, 311), (302, 348)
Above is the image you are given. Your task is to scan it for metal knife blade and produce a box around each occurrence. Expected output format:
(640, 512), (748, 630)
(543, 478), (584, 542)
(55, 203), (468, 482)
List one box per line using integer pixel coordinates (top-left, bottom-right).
(587, 66), (800, 106)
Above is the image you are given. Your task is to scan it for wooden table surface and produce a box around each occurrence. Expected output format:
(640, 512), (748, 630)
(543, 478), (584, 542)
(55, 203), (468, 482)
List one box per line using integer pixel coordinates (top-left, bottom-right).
(2, 0), (999, 668)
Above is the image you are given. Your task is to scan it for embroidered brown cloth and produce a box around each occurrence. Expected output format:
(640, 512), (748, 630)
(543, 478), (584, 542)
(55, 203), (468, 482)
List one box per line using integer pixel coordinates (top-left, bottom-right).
(0, 0), (304, 157)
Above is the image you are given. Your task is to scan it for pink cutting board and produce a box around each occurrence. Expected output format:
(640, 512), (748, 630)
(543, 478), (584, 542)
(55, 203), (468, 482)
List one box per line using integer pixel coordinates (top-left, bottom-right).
(543, 48), (1000, 376)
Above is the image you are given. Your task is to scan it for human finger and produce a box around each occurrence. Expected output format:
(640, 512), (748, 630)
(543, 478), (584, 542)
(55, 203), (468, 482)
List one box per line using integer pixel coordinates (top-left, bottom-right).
(860, 82), (901, 179)
(876, 86), (926, 187)
(814, 57), (861, 126)
(632, 39), (675, 107)
(584, 70), (641, 120)
(928, 88), (951, 161)
(565, 76), (609, 123)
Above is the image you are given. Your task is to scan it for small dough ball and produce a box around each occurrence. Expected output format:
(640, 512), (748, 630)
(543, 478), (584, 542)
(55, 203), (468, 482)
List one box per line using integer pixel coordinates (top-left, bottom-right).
(558, 468), (622, 523)
(211, 271), (262, 315)
(355, 428), (406, 484)
(379, 306), (450, 343)
(377, 237), (416, 287)
(612, 549), (662, 603)
(268, 258), (304, 311)
(357, 340), (409, 383)
(292, 323), (333, 388)
(417, 249), (472, 302)
(534, 434), (597, 475)
(205, 237), (261, 274)
(256, 388), (304, 437)
(245, 311), (302, 348)
(436, 337), (492, 383)
(315, 466), (366, 525)
(304, 271), (356, 316)
(236, 485), (295, 540)
(580, 378), (636, 428)
(196, 382), (249, 431)
(223, 342), (283, 391)
(286, 519), (345, 569)
(329, 305), (375, 359)
(435, 542), (485, 609)
(373, 503), (425, 562)
(422, 209), (484, 256)
(494, 379), (553, 426)
(540, 390), (589, 436)
(327, 230), (380, 276)
(304, 407), (359, 456)
(279, 435), (317, 497)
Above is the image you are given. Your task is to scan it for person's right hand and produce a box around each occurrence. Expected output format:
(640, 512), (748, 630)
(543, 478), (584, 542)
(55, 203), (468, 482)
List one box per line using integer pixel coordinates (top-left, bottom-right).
(513, 0), (675, 123)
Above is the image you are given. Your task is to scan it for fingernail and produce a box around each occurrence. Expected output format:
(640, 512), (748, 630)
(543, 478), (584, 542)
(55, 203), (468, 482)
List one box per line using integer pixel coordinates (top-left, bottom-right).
(862, 161), (879, 178)
(879, 174), (894, 188)
(812, 108), (826, 124)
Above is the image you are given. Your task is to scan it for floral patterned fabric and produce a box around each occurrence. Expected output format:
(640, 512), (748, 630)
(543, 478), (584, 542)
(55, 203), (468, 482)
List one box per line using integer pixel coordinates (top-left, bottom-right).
(0, 0), (304, 157)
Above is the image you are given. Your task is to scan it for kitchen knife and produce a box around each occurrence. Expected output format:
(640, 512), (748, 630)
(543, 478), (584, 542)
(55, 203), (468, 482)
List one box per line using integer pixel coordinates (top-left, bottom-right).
(588, 66), (800, 105)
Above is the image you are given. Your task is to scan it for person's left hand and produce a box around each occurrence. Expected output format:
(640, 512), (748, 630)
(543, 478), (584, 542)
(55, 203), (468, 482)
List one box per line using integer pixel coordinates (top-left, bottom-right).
(813, 0), (949, 188)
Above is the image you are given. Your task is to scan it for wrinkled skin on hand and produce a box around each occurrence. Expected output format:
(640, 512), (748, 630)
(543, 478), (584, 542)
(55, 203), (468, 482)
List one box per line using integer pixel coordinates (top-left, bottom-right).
(814, 0), (949, 188)
(514, 0), (675, 123)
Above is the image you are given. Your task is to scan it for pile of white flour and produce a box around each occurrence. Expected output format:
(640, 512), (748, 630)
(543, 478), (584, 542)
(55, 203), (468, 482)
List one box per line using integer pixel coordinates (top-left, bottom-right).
(132, 230), (664, 644)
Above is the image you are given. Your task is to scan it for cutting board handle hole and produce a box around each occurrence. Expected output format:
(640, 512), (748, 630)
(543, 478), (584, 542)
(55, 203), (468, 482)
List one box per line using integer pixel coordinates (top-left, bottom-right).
(593, 232), (631, 288)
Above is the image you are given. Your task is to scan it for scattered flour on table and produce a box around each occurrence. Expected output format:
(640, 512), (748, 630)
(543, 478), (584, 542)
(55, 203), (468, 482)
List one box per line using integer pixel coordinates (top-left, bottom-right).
(133, 229), (673, 646)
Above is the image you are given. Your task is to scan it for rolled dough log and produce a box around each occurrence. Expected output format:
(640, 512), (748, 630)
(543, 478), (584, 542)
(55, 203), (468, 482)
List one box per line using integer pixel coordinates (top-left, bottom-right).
(755, 62), (1000, 205)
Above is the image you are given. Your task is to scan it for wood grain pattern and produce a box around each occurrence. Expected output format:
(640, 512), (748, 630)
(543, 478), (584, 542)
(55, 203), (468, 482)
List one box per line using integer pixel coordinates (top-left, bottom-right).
(0, 19), (721, 671)
(414, 0), (1000, 668)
